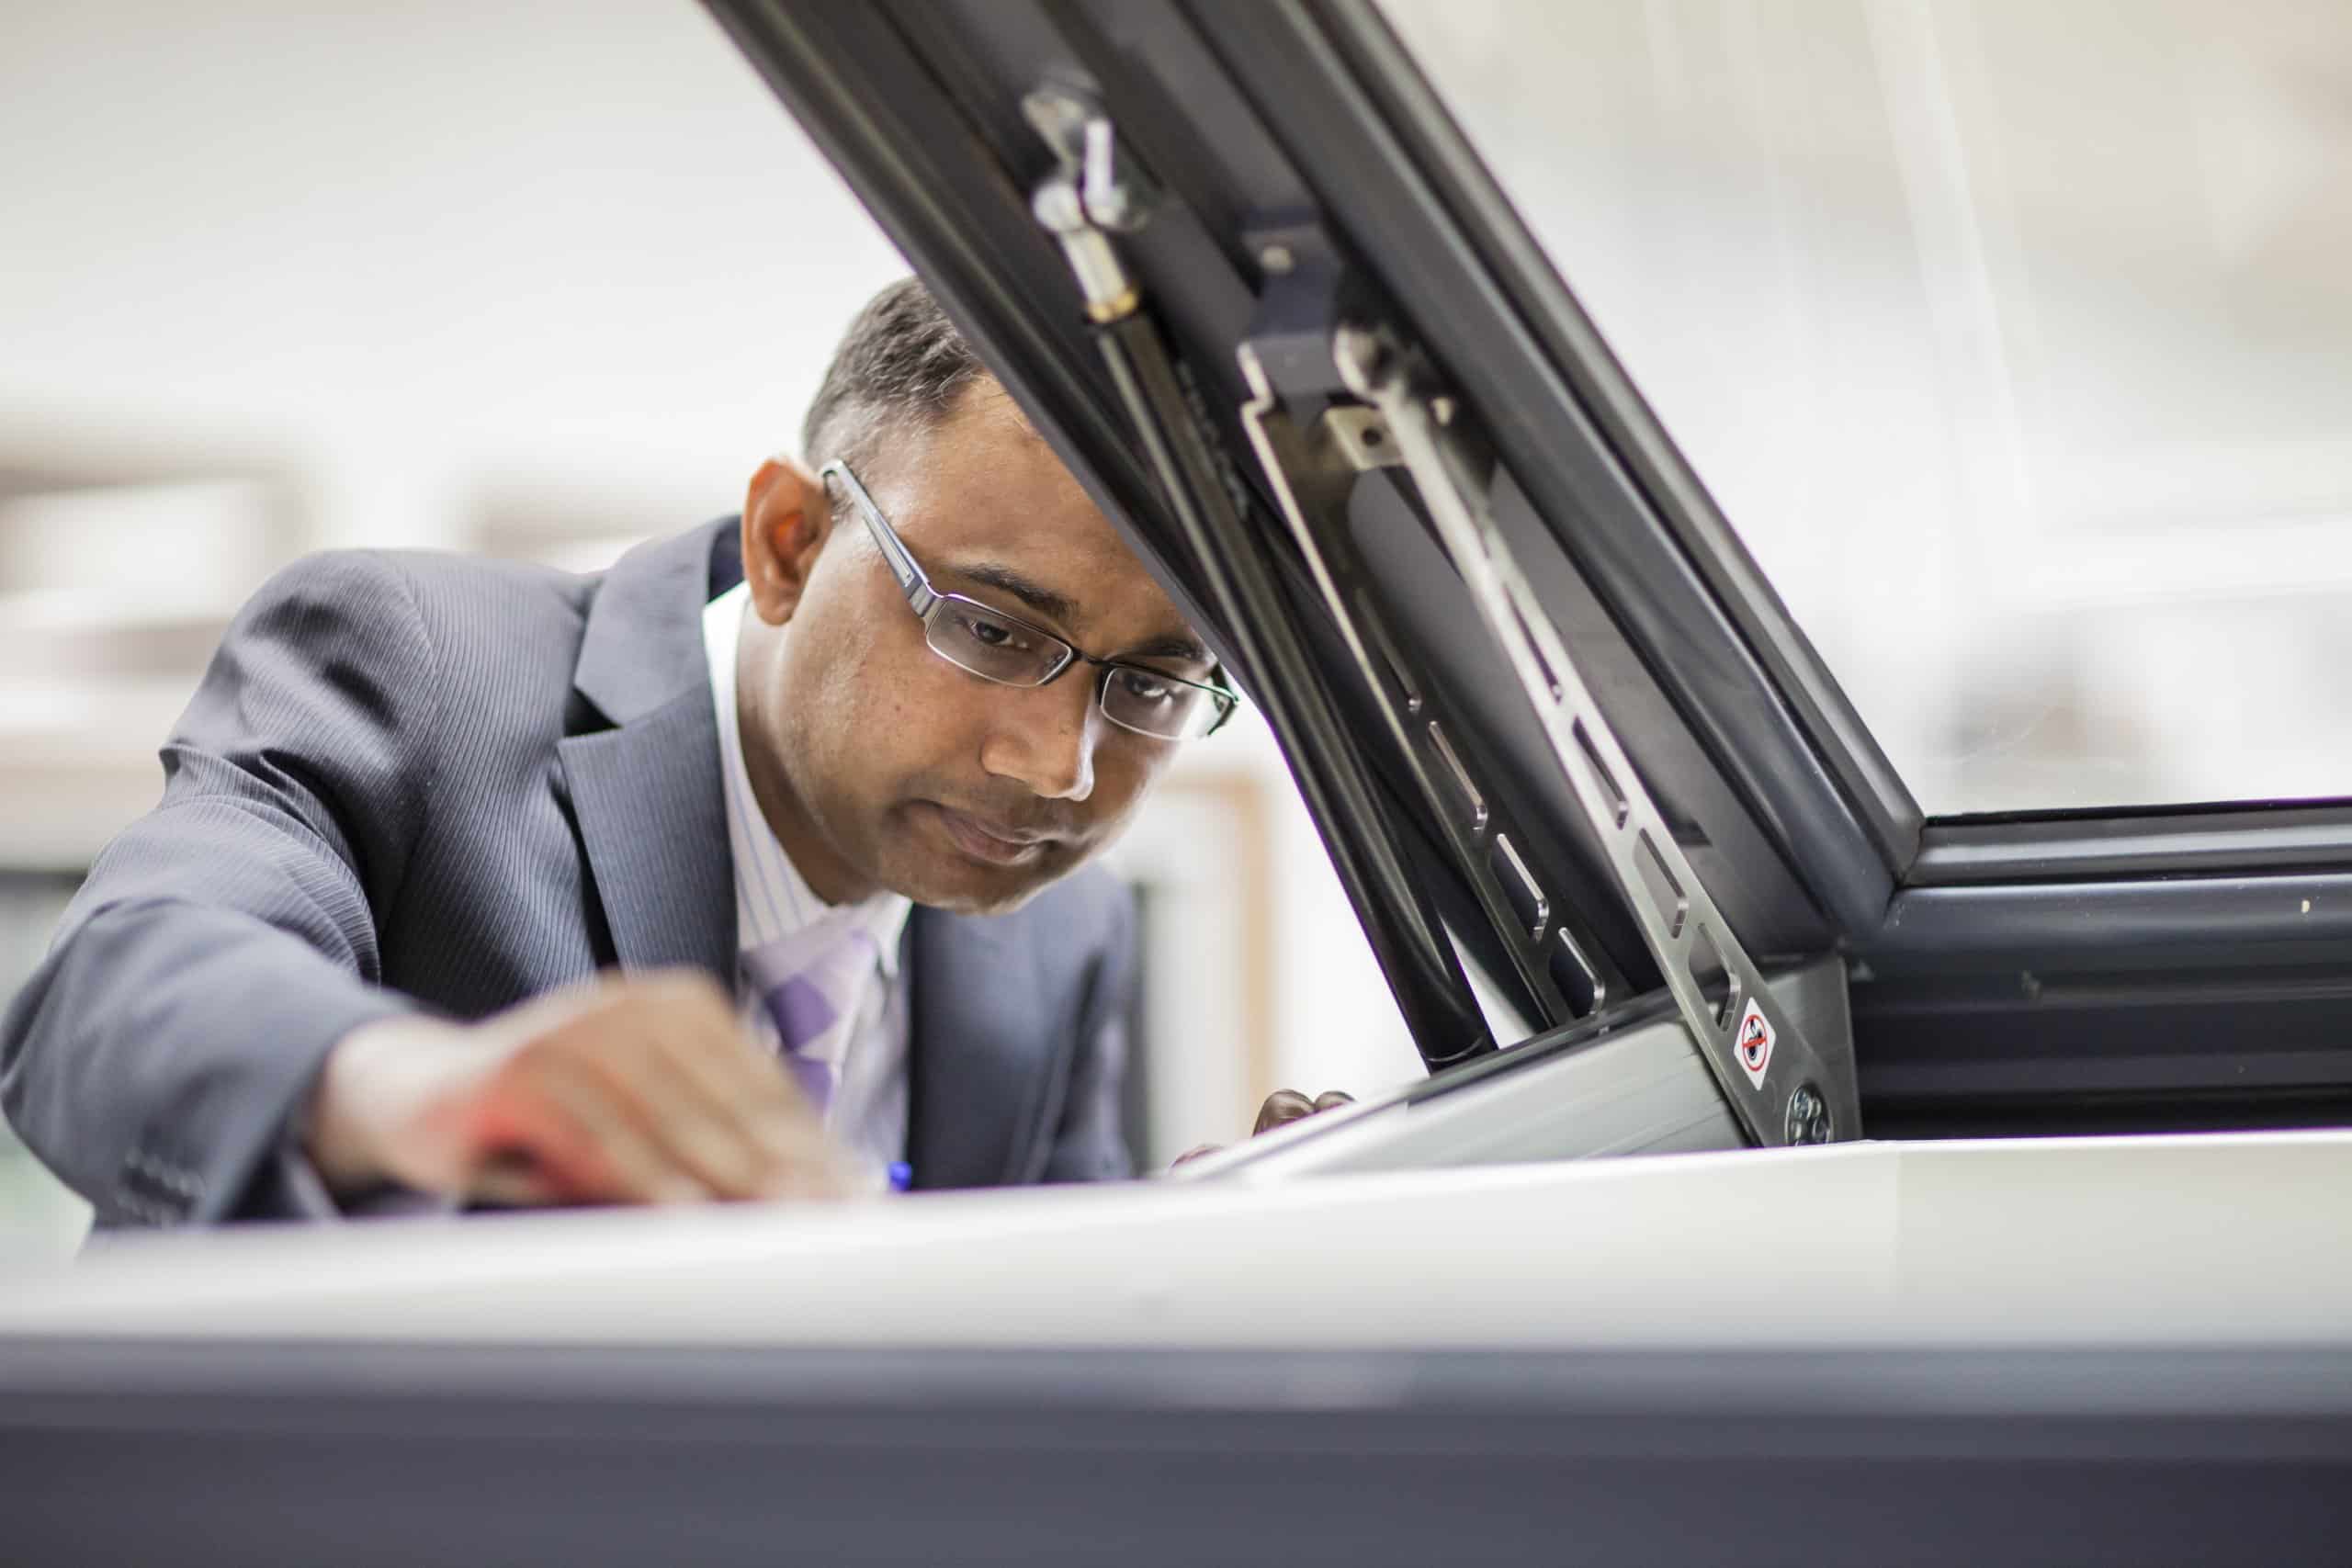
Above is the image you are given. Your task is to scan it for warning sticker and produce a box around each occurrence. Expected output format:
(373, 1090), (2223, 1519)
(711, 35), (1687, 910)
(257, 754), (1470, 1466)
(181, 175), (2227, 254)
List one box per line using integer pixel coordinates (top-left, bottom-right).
(1735, 998), (1774, 1089)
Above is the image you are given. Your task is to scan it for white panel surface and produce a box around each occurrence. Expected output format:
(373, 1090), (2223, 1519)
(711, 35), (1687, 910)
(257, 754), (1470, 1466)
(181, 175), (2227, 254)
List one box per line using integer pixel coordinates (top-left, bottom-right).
(5, 1131), (2347, 1352)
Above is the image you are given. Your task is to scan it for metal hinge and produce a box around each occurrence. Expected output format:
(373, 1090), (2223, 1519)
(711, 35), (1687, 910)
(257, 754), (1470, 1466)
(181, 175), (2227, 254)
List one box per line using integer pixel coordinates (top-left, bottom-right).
(1023, 99), (1497, 1066)
(1017, 96), (1853, 1140)
(1237, 332), (1623, 1030)
(1317, 322), (1855, 1145)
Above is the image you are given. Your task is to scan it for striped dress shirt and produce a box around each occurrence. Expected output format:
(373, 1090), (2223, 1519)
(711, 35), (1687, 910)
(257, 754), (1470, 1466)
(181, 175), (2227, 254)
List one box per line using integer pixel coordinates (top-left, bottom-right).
(703, 581), (913, 1182)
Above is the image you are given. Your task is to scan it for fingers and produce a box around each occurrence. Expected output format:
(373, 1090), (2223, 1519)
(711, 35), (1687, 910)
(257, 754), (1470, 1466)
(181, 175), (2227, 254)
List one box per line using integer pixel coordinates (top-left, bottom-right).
(576, 976), (825, 1201)
(475, 1043), (709, 1205)
(567, 1021), (764, 1200)
(1253, 1089), (1318, 1135)
(457, 970), (852, 1207)
(1251, 1088), (1356, 1136)
(642, 974), (853, 1201)
(467, 1151), (566, 1208)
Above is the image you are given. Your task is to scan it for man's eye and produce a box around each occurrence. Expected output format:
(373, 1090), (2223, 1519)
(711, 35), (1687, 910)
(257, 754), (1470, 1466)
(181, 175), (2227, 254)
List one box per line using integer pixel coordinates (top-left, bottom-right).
(1116, 669), (1174, 702)
(962, 614), (1025, 649)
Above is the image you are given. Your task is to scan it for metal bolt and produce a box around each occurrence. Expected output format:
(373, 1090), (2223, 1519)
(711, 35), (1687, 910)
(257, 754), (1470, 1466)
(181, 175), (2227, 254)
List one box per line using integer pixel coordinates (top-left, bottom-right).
(1331, 324), (1387, 396)
(1259, 243), (1295, 276)
(1783, 1082), (1830, 1145)
(1020, 87), (1093, 169)
(1031, 176), (1087, 236)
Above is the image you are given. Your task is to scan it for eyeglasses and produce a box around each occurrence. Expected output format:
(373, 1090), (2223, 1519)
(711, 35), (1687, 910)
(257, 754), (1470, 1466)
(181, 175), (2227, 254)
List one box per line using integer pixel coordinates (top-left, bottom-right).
(820, 459), (1238, 741)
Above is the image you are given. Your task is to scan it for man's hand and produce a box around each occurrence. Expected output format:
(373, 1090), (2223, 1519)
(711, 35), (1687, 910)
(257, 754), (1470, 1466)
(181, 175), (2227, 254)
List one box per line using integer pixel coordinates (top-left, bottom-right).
(1172, 1088), (1355, 1168)
(304, 971), (854, 1207)
(1250, 1089), (1355, 1134)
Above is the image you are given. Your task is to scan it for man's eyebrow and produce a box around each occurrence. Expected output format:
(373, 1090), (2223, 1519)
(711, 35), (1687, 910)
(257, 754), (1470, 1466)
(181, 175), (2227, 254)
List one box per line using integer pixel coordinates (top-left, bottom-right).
(1117, 634), (1215, 668)
(945, 561), (1212, 667)
(948, 562), (1077, 626)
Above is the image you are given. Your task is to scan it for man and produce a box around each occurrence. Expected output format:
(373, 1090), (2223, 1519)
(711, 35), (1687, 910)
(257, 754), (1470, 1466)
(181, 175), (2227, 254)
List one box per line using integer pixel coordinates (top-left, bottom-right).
(1, 279), (1331, 1226)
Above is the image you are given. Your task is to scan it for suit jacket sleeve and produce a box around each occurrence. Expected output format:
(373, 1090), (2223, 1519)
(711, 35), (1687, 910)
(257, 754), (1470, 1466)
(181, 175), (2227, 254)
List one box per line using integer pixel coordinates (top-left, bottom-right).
(0, 552), (443, 1227)
(1038, 879), (1137, 1183)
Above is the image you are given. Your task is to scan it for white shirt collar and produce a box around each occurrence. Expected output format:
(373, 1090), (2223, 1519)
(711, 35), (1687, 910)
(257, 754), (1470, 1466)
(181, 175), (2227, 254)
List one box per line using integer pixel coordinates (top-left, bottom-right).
(702, 581), (912, 975)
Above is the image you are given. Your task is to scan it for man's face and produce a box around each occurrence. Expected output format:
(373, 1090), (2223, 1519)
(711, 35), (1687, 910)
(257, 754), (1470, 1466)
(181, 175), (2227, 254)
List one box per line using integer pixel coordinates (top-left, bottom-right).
(735, 381), (1210, 915)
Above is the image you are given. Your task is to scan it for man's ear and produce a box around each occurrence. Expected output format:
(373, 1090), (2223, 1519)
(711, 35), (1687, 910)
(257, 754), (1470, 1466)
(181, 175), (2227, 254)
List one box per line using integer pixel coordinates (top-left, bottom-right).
(740, 457), (832, 626)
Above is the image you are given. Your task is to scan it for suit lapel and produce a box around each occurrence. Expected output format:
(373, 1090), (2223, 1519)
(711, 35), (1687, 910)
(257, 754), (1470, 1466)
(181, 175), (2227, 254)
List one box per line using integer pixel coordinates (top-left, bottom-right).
(559, 691), (735, 983)
(906, 908), (1054, 1188)
(556, 519), (1066, 1183)
(558, 521), (740, 987)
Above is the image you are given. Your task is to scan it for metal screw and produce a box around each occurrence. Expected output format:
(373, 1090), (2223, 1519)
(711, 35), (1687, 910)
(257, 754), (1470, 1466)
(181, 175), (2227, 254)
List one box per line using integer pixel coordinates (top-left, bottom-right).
(1020, 87), (1091, 163)
(1080, 117), (1148, 231)
(1031, 176), (1087, 236)
(1783, 1082), (1830, 1145)
(1259, 243), (1295, 276)
(1331, 324), (1388, 396)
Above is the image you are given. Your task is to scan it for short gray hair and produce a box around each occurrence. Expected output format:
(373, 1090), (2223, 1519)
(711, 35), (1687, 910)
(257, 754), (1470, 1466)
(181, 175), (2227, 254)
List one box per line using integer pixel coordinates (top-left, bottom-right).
(799, 277), (989, 477)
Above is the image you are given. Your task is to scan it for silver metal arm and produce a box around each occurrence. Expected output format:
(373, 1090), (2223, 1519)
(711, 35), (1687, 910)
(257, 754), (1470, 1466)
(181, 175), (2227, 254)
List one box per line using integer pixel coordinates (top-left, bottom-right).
(1236, 343), (1624, 1028)
(1329, 325), (1856, 1146)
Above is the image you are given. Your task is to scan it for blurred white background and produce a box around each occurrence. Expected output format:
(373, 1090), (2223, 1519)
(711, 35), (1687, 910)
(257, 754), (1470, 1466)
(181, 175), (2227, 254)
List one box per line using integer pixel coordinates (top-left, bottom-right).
(0, 0), (1421, 1258)
(1388, 0), (2352, 814)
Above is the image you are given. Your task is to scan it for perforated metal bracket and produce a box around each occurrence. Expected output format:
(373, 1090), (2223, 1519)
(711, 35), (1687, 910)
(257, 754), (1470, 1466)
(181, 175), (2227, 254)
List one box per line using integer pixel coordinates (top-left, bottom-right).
(1237, 339), (1623, 1031)
(1323, 323), (1860, 1146)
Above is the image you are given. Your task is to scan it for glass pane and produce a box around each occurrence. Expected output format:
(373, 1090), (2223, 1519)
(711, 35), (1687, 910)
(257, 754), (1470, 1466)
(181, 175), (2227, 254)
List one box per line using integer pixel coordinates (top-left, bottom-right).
(1383, 0), (2352, 814)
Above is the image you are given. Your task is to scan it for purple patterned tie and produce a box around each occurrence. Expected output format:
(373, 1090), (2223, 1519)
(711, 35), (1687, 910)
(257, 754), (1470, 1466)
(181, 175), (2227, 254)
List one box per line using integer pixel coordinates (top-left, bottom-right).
(740, 920), (877, 1115)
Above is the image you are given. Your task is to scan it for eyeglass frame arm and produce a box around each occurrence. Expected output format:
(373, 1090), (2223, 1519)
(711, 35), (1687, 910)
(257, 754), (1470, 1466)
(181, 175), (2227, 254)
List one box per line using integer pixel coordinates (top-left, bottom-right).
(821, 458), (942, 618)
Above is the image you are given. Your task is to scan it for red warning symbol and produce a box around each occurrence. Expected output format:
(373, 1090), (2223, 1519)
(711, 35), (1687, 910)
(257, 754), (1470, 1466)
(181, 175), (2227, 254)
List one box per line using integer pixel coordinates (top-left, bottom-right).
(1735, 998), (1774, 1089)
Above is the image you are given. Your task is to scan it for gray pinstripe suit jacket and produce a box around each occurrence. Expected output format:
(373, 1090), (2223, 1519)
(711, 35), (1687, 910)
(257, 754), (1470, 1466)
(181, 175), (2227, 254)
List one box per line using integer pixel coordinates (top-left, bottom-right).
(0, 520), (1136, 1227)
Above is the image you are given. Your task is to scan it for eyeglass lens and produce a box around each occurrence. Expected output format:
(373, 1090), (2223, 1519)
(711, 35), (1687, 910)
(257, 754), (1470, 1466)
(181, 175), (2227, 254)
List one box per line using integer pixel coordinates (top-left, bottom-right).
(925, 598), (1069, 685)
(923, 597), (1227, 740)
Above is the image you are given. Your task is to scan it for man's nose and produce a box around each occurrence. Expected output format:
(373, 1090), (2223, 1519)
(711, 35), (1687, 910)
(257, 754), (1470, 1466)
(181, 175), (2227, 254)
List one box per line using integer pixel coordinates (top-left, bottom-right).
(978, 674), (1100, 802)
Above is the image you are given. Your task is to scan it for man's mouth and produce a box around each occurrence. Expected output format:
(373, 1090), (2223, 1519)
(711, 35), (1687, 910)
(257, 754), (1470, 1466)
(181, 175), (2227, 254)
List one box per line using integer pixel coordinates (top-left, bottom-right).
(923, 803), (1057, 868)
